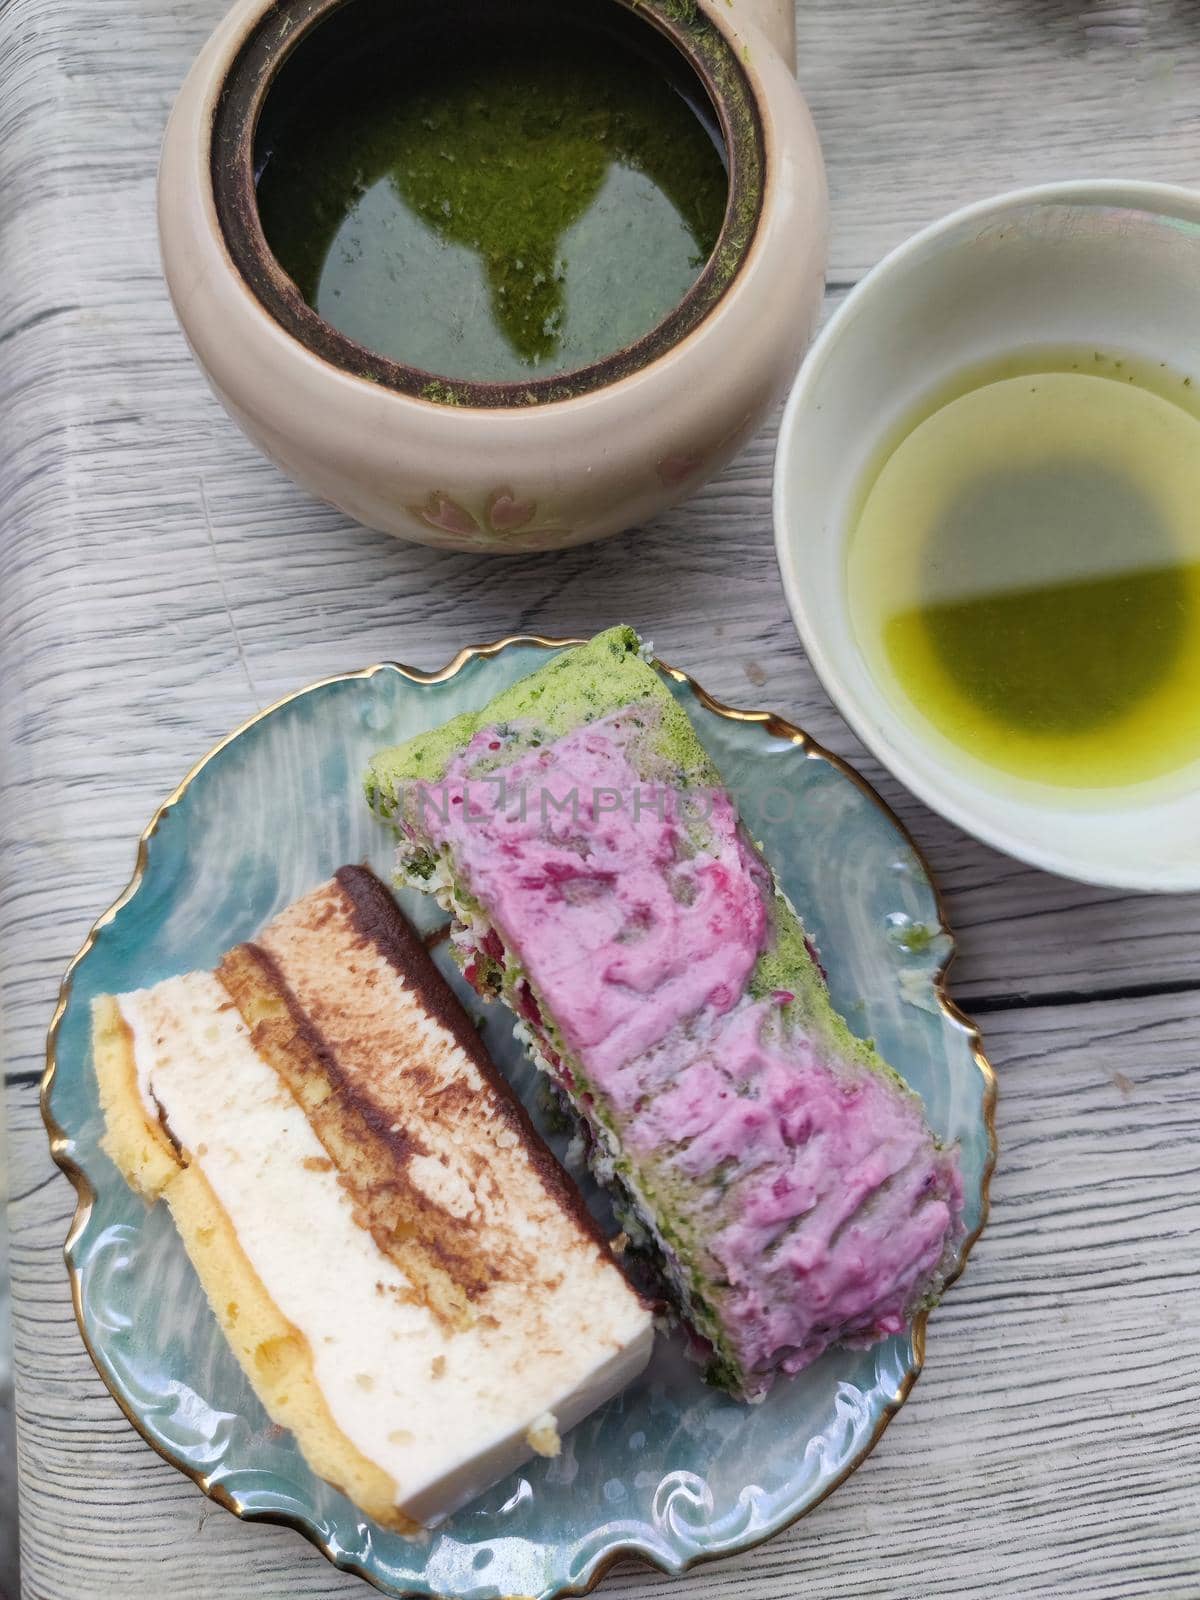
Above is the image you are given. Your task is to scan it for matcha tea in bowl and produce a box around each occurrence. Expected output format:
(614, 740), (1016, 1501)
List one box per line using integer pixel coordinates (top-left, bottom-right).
(157, 0), (827, 551)
(774, 181), (1200, 892)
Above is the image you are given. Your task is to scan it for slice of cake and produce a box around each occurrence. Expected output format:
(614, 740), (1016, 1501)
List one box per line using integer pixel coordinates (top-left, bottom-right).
(94, 865), (653, 1529)
(365, 627), (965, 1401)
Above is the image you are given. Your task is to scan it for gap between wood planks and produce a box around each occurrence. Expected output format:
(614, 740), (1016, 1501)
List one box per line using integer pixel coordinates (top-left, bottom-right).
(963, 975), (1200, 1015)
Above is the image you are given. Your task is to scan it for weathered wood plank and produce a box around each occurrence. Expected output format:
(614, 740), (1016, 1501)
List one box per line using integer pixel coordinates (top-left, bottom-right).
(800, 0), (1200, 280)
(3, 394), (1199, 1025)
(8, 988), (1199, 1599)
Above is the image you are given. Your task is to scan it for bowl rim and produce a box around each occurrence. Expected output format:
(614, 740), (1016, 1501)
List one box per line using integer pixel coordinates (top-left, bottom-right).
(773, 177), (1200, 894)
(209, 0), (767, 411)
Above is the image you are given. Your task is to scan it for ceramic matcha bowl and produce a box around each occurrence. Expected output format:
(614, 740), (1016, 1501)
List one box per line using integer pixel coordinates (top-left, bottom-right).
(157, 0), (827, 552)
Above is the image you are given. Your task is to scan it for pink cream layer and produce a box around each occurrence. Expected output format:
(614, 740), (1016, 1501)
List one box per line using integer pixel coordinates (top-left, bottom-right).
(420, 714), (962, 1384)
(419, 714), (769, 1081)
(629, 1000), (964, 1375)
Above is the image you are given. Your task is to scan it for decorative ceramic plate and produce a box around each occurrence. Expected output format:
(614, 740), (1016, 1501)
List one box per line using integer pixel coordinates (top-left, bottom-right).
(44, 638), (995, 1600)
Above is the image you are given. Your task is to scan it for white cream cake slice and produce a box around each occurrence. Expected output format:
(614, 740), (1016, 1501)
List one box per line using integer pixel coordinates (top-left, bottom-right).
(93, 866), (653, 1530)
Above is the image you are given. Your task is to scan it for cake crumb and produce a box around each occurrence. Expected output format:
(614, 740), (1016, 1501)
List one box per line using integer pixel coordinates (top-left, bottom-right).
(431, 1355), (446, 1379)
(525, 1412), (561, 1458)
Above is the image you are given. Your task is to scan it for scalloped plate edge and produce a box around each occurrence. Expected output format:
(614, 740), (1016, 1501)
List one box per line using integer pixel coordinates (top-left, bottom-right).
(41, 635), (998, 1600)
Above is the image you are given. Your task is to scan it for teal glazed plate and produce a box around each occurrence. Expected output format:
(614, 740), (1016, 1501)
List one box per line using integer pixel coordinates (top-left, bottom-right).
(43, 637), (996, 1600)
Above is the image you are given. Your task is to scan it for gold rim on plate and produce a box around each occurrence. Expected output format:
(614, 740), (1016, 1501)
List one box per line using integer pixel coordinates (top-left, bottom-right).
(41, 634), (998, 1600)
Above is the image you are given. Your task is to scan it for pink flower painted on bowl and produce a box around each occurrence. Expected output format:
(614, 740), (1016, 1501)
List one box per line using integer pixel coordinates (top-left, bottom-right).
(409, 491), (480, 539)
(407, 487), (570, 549)
(656, 452), (705, 488)
(656, 413), (755, 490)
(485, 489), (537, 534)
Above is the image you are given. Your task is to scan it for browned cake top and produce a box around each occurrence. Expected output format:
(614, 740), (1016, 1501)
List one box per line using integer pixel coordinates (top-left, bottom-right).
(216, 866), (636, 1340)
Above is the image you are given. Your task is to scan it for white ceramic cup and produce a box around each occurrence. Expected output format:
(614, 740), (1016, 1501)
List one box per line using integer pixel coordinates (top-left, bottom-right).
(774, 180), (1200, 892)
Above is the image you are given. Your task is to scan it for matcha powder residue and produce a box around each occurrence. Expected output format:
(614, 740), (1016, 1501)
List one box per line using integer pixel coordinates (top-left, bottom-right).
(256, 32), (728, 382)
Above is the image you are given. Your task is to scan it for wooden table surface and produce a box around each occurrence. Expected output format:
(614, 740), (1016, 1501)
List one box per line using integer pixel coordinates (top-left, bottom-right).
(3, 1), (1199, 1596)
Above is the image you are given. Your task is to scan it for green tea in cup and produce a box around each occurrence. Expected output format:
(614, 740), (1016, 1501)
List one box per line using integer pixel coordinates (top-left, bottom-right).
(847, 348), (1200, 791)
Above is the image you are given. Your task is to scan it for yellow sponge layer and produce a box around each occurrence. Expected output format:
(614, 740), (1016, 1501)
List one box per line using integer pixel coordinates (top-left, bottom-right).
(94, 995), (178, 1200)
(92, 996), (415, 1533)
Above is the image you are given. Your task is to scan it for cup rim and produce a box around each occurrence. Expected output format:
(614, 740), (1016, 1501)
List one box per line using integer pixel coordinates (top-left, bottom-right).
(208, 0), (766, 411)
(773, 178), (1200, 893)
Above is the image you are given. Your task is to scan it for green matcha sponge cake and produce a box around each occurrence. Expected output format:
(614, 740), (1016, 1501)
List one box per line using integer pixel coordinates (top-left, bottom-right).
(366, 626), (963, 1400)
